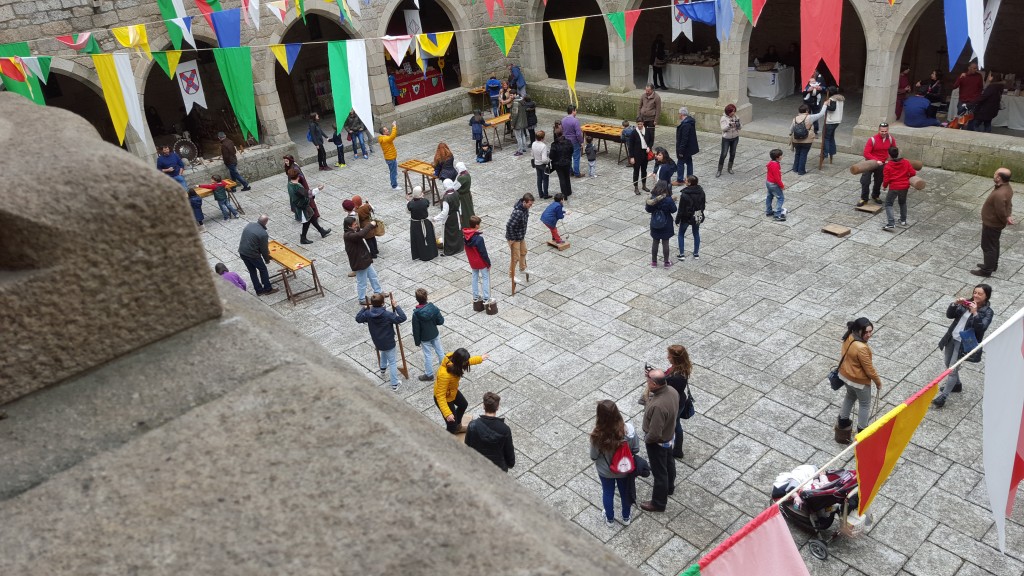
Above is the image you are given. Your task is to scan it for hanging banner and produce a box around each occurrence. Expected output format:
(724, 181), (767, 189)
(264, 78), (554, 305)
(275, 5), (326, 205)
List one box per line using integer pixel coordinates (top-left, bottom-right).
(328, 40), (374, 136)
(483, 0), (506, 21)
(20, 56), (52, 84)
(800, 0), (842, 86)
(0, 42), (44, 105)
(267, 0), (288, 23)
(157, 0), (188, 50)
(56, 32), (102, 54)
(195, 0), (224, 30)
(169, 17), (197, 50)
(486, 25), (520, 57)
(404, 9), (423, 36)
(548, 17), (586, 107)
(607, 10), (641, 43)
(212, 47), (259, 140)
(93, 53), (146, 146)
(714, 0), (733, 41)
(416, 32), (453, 74)
(153, 51), (183, 79)
(680, 506), (810, 576)
(111, 24), (153, 60)
(381, 35), (413, 64)
(242, 0), (261, 30)
(270, 43), (302, 73)
(734, 0), (768, 26)
(676, 1), (715, 26)
(944, 0), (969, 71)
(176, 59), (208, 114)
(981, 0), (1002, 55)
(673, 1), (694, 42)
(210, 8), (243, 48)
(965, 0), (985, 68)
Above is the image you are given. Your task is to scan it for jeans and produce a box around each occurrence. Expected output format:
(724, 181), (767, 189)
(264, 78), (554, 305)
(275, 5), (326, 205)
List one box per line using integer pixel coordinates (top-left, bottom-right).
(824, 123), (838, 157)
(171, 174), (188, 189)
(676, 154), (693, 182)
(546, 223), (563, 243)
(315, 144), (327, 168)
(239, 254), (272, 294)
(226, 163), (249, 188)
(645, 442), (676, 509)
(379, 346), (399, 388)
(355, 265), (382, 302)
(792, 143), (812, 174)
(839, 383), (873, 430)
(884, 188), (908, 225)
(516, 85), (527, 97)
(571, 140), (581, 176)
(678, 220), (700, 256)
(216, 198), (238, 219)
(718, 137), (738, 169)
(351, 131), (368, 156)
(490, 96), (499, 117)
(386, 159), (398, 188)
(471, 267), (491, 301)
(512, 129), (527, 153)
(508, 240), (527, 279)
(765, 182), (784, 217)
(421, 335), (444, 377)
(980, 225), (1002, 273)
(860, 164), (884, 200)
(436, 390), (468, 433)
(587, 159), (596, 177)
(335, 145), (346, 165)
(600, 475), (633, 521)
(535, 166), (549, 197)
(938, 340), (962, 397)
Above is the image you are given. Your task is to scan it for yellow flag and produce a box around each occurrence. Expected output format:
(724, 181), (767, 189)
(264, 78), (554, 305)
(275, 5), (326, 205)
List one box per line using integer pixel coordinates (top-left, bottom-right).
(548, 18), (586, 106)
(111, 24), (153, 60)
(270, 44), (290, 72)
(92, 54), (128, 144)
(417, 32), (454, 57)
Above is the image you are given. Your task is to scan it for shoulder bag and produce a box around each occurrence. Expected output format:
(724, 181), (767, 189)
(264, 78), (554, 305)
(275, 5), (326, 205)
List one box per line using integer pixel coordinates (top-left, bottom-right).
(681, 386), (696, 419)
(828, 345), (850, 390)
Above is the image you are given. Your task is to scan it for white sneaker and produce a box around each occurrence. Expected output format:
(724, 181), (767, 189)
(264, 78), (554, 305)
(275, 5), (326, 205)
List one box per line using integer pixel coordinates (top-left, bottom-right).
(522, 269), (531, 282)
(513, 276), (522, 284)
(621, 515), (632, 526)
(605, 516), (615, 527)
(392, 186), (401, 191)
(391, 381), (402, 392)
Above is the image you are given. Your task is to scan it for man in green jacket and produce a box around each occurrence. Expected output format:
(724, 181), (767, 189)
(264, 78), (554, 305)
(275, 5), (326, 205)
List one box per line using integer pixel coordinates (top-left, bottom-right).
(411, 288), (445, 381)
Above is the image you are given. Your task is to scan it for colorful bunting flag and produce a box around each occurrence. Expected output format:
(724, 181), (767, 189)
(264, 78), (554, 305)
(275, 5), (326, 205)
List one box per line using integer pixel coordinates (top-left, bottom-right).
(734, 0), (768, 26)
(56, 32), (101, 54)
(416, 32), (453, 74)
(486, 25), (520, 57)
(943, 0), (969, 71)
(676, 1), (715, 25)
(152, 51), (183, 79)
(801, 0), (842, 86)
(0, 57), (26, 83)
(714, 0), (733, 41)
(982, 306), (1024, 553)
(483, 0), (505, 21)
(270, 43), (302, 73)
(854, 378), (938, 515)
(194, 0), (223, 30)
(242, 0), (261, 30)
(92, 53), (147, 146)
(210, 8), (243, 48)
(176, 59), (208, 114)
(607, 10), (641, 43)
(157, 0), (188, 50)
(296, 0), (306, 23)
(111, 24), (153, 60)
(19, 56), (52, 85)
(548, 17), (586, 107)
(328, 40), (374, 136)
(212, 47), (259, 140)
(680, 506), (810, 576)
(979, 0), (1002, 60)
(966, 0), (985, 68)
(381, 35), (413, 64)
(0, 42), (44, 105)
(267, 0), (288, 24)
(673, 1), (694, 42)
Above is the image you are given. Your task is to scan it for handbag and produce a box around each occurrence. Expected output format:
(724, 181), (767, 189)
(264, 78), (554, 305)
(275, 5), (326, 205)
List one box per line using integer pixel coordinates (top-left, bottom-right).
(696, 210), (706, 224)
(609, 441), (636, 475)
(646, 149), (655, 161)
(958, 329), (979, 356)
(828, 346), (851, 390)
(680, 387), (696, 419)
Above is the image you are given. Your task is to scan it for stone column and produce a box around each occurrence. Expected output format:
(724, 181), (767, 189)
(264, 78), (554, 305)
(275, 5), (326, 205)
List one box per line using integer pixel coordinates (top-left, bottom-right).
(367, 39), (395, 123)
(521, 17), (549, 83)
(251, 49), (291, 147)
(717, 6), (751, 114)
(608, 34), (633, 93)
(858, 42), (898, 128)
(457, 32), (483, 87)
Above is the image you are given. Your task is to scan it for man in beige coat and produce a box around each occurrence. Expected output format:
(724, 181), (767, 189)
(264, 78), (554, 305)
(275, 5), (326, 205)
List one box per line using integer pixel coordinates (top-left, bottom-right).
(972, 168), (1015, 277)
(637, 83), (662, 148)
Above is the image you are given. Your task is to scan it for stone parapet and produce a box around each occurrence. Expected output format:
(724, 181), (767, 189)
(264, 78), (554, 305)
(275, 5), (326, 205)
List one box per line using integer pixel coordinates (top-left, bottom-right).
(182, 142), (299, 187)
(852, 124), (1024, 177)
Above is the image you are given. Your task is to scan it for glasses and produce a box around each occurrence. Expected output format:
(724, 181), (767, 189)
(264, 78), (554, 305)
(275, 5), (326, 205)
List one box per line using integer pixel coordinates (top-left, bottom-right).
(878, 123), (889, 128)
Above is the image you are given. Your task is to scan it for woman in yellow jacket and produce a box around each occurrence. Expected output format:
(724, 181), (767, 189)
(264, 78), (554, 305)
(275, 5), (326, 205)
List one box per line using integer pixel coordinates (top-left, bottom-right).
(834, 318), (883, 444)
(434, 348), (489, 434)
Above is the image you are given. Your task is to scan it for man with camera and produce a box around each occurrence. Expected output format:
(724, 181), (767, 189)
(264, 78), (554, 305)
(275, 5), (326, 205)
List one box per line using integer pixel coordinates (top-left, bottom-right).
(640, 368), (679, 512)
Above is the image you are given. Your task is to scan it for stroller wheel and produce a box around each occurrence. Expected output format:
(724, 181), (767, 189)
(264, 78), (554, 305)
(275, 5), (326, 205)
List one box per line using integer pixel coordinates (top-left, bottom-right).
(808, 538), (829, 560)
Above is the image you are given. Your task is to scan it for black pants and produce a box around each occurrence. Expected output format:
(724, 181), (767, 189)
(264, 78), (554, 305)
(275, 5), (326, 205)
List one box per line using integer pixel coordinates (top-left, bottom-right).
(435, 390), (468, 434)
(632, 158), (648, 186)
(335, 145), (346, 165)
(315, 144), (327, 168)
(644, 122), (656, 148)
(718, 137), (738, 169)
(240, 253), (272, 294)
(652, 67), (665, 88)
(554, 165), (572, 197)
(366, 236), (379, 258)
(301, 217), (327, 239)
(645, 442), (676, 509)
(981, 225), (1002, 273)
(651, 237), (669, 262)
(860, 164), (884, 201)
(535, 166), (550, 198)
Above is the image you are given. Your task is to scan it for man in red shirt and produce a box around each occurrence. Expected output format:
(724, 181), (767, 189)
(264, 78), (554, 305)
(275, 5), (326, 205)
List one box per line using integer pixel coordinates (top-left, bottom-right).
(880, 146), (916, 230)
(859, 123), (895, 206)
(953, 61), (984, 113)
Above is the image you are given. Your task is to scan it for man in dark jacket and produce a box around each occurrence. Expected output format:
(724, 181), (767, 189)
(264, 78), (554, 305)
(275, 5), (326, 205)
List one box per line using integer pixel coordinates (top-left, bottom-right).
(505, 193), (534, 286)
(411, 288), (445, 382)
(218, 132), (251, 191)
(674, 107), (699, 184)
(308, 113), (331, 171)
(971, 72), (1004, 133)
(343, 216), (382, 304)
(972, 168), (1015, 277)
(640, 369), (679, 512)
(237, 214), (277, 296)
(465, 392), (516, 472)
(356, 292), (406, 392)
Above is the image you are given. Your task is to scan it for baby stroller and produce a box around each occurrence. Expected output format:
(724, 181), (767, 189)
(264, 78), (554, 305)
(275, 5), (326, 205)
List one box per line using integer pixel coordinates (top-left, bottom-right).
(771, 466), (869, 560)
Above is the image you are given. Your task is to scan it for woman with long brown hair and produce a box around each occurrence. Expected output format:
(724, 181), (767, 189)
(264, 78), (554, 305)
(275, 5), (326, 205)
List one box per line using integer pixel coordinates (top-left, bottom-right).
(433, 142), (457, 181)
(589, 399), (640, 526)
(666, 344), (692, 459)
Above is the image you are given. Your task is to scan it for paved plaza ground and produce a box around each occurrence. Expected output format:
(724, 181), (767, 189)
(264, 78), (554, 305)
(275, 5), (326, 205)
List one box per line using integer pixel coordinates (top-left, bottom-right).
(197, 110), (1023, 576)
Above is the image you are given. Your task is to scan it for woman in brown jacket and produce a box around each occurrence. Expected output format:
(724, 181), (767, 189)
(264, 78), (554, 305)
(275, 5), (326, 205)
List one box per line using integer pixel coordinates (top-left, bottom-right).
(834, 317), (883, 444)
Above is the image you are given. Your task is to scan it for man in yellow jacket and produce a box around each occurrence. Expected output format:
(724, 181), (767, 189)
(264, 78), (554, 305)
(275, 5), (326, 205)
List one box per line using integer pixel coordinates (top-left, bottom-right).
(433, 348), (489, 434)
(379, 121), (400, 191)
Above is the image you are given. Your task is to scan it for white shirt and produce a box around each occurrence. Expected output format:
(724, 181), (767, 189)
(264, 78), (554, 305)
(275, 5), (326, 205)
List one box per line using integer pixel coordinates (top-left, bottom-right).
(952, 310), (971, 341)
(531, 141), (549, 164)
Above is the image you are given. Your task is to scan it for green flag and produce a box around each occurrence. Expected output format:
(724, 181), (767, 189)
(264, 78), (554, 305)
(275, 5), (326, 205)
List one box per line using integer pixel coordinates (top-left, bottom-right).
(156, 0), (185, 50)
(607, 12), (627, 42)
(152, 51), (182, 79)
(328, 41), (352, 125)
(0, 42), (44, 105)
(212, 47), (258, 141)
(487, 26), (520, 57)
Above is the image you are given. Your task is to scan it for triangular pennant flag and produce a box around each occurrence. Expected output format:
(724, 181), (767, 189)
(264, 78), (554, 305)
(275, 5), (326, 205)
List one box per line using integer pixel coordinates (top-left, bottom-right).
(157, 0), (188, 50)
(170, 17), (197, 50)
(548, 17), (586, 107)
(242, 0), (261, 30)
(676, 1), (715, 26)
(801, 0), (842, 86)
(714, 0), (733, 41)
(606, 11), (640, 43)
(20, 56), (52, 84)
(483, 0), (506, 21)
(486, 26), (520, 57)
(296, 0), (306, 23)
(943, 0), (969, 71)
(270, 43), (302, 73)
(680, 506), (811, 576)
(417, 32), (454, 57)
(854, 379), (938, 515)
(0, 57), (26, 83)
(267, 0), (288, 24)
(381, 35), (413, 64)
(111, 24), (153, 60)
(212, 47), (258, 140)
(0, 42), (44, 105)
(673, 1), (694, 42)
(92, 53), (146, 146)
(176, 59), (207, 114)
(328, 40), (374, 137)
(735, 0), (768, 26)
(210, 8), (242, 48)
(195, 0), (224, 30)
(56, 32), (102, 54)
(966, 0), (985, 68)
(152, 50), (182, 79)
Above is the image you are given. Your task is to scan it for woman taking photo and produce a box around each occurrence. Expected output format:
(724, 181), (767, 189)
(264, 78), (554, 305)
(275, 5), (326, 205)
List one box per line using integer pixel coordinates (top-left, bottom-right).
(628, 123), (650, 195)
(933, 284), (993, 408)
(434, 348), (489, 434)
(834, 318), (882, 444)
(406, 186), (438, 261)
(589, 399), (640, 526)
(665, 344), (692, 459)
(645, 181), (677, 268)
(717, 104), (741, 177)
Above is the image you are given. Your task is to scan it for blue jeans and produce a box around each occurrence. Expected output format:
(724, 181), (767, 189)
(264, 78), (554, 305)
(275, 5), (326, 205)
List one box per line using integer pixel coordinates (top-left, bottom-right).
(421, 335), (444, 377)
(386, 159), (398, 188)
(535, 166), (549, 197)
(678, 220), (700, 256)
(217, 198), (238, 219)
(675, 154), (693, 182)
(355, 265), (382, 302)
(884, 188), (908, 226)
(379, 347), (399, 388)
(351, 131), (368, 156)
(226, 163), (249, 188)
(239, 254), (272, 294)
(765, 182), (784, 217)
(824, 123), (838, 157)
(171, 174), (188, 189)
(600, 475), (632, 521)
(792, 143), (811, 174)
(490, 96), (499, 117)
(571, 140), (581, 176)
(472, 267), (491, 301)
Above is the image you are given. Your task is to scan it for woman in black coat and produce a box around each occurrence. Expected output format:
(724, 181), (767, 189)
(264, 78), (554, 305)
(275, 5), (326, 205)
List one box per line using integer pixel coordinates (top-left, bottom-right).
(645, 181), (676, 267)
(652, 147), (677, 187)
(972, 73), (1003, 133)
(675, 175), (705, 260)
(933, 283), (994, 407)
(549, 133), (574, 198)
(629, 124), (650, 195)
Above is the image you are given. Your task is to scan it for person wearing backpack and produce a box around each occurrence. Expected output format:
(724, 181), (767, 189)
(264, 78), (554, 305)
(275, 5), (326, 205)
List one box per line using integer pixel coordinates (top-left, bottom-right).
(675, 175), (705, 260)
(645, 181), (677, 268)
(590, 399), (640, 526)
(789, 104), (827, 175)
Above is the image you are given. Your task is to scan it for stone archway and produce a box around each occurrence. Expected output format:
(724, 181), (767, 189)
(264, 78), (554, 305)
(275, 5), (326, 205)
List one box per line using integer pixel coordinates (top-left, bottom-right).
(629, 0), (724, 94)
(42, 59), (120, 147)
(272, 11), (353, 120)
(535, 0), (611, 88)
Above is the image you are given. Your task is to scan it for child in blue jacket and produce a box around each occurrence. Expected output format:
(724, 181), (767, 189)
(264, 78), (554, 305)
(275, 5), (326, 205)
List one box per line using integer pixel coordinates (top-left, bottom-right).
(469, 110), (487, 159)
(187, 187), (204, 226)
(539, 193), (567, 244)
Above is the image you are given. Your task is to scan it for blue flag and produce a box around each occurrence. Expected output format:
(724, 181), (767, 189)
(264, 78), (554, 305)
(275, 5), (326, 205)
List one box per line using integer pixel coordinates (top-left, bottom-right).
(210, 8), (241, 49)
(676, 1), (715, 25)
(714, 0), (733, 42)
(944, 0), (969, 71)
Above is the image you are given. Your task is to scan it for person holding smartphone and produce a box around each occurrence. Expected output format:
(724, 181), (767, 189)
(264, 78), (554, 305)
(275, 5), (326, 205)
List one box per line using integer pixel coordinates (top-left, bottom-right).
(933, 284), (994, 408)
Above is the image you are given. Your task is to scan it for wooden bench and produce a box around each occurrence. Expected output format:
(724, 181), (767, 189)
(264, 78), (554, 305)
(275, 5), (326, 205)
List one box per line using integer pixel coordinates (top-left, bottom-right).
(399, 159), (441, 206)
(581, 123), (626, 164)
(195, 178), (245, 214)
(484, 113), (511, 151)
(267, 240), (324, 304)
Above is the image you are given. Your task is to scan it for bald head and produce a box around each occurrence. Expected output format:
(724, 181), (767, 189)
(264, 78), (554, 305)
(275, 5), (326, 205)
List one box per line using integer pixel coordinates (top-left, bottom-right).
(646, 369), (667, 390)
(257, 214), (270, 228)
(995, 168), (1012, 184)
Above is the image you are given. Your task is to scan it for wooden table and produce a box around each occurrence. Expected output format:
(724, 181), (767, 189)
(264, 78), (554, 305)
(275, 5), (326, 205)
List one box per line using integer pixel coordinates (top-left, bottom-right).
(399, 159), (441, 205)
(484, 113), (511, 151)
(468, 87), (489, 112)
(581, 123), (626, 164)
(267, 240), (324, 304)
(195, 178), (245, 214)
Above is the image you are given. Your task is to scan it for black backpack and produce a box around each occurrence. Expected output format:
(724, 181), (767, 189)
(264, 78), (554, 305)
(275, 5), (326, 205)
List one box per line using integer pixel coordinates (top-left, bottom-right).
(791, 116), (809, 140)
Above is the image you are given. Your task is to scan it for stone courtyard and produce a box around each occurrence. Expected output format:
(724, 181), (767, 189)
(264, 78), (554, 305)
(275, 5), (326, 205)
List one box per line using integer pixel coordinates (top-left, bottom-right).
(195, 110), (1023, 576)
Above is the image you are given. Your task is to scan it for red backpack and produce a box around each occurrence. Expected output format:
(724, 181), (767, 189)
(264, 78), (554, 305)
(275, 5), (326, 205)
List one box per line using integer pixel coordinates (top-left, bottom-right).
(609, 441), (636, 474)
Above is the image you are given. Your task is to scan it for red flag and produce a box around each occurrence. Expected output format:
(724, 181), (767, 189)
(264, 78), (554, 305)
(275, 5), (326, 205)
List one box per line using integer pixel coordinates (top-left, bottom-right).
(800, 0), (842, 86)
(680, 505), (810, 576)
(751, 0), (768, 25)
(194, 0), (223, 30)
(0, 57), (26, 82)
(624, 9), (641, 40)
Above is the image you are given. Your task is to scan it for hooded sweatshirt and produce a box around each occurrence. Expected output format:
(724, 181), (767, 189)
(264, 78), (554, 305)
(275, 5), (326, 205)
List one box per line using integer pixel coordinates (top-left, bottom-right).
(882, 157), (917, 191)
(465, 415), (516, 472)
(355, 305), (406, 351)
(463, 228), (490, 270)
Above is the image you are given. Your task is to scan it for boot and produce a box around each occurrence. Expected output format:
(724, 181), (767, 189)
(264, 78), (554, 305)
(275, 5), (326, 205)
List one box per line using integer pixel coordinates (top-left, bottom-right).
(485, 299), (498, 315)
(634, 183), (641, 195)
(642, 182), (650, 192)
(727, 161), (734, 175)
(834, 417), (853, 445)
(300, 235), (313, 245)
(472, 298), (485, 312)
(672, 434), (684, 459)
(715, 167), (722, 178)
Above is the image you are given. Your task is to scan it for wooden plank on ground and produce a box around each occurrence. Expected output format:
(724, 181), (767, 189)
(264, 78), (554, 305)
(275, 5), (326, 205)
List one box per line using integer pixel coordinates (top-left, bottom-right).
(822, 224), (851, 237)
(855, 203), (883, 214)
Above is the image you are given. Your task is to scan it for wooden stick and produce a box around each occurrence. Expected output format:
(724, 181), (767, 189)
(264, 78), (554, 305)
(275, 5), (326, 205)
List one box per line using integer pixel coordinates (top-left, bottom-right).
(851, 159), (924, 174)
(388, 292), (409, 379)
(909, 176), (927, 190)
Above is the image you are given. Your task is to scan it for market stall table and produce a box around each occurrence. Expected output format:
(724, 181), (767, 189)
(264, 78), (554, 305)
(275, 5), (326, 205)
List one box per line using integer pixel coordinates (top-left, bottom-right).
(400, 159), (441, 205)
(649, 63), (718, 92)
(267, 240), (324, 304)
(394, 69), (445, 105)
(581, 123), (626, 164)
(468, 87), (489, 112)
(747, 67), (795, 101)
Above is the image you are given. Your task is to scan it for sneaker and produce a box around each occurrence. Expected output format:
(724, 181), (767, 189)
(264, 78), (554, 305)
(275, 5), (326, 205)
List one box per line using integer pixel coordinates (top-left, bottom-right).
(513, 276), (522, 284)
(392, 186), (401, 191)
(765, 212), (774, 217)
(664, 260), (673, 268)
(379, 368), (387, 379)
(391, 381), (402, 392)
(774, 215), (787, 222)
(677, 253), (686, 261)
(651, 261), (658, 267)
(952, 382), (962, 393)
(856, 200), (868, 207)
(872, 196), (883, 205)
(522, 270), (530, 282)
(335, 163), (346, 168)
(693, 254), (699, 260)
(417, 374), (434, 382)
(931, 395), (946, 408)
(363, 154), (369, 160)
(882, 224), (895, 231)
(605, 516), (615, 527)
(621, 515), (632, 526)
(898, 220), (908, 227)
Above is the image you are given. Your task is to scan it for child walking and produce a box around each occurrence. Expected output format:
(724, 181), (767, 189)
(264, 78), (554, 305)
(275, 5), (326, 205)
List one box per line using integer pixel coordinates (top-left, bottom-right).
(540, 193), (567, 244)
(211, 176), (239, 220)
(463, 215), (494, 307)
(585, 135), (598, 177)
(411, 288), (446, 382)
(187, 188), (204, 227)
(328, 123), (347, 168)
(469, 110), (487, 158)
(355, 293), (407, 392)
(765, 148), (786, 221)
(881, 146), (916, 230)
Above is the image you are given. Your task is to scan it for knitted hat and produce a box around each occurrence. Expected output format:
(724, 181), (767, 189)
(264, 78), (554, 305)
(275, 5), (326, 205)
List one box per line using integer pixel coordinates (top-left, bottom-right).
(342, 200), (355, 212)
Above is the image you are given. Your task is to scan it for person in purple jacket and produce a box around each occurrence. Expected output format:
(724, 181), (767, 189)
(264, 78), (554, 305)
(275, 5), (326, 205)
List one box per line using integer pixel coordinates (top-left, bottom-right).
(214, 262), (247, 291)
(561, 105), (585, 178)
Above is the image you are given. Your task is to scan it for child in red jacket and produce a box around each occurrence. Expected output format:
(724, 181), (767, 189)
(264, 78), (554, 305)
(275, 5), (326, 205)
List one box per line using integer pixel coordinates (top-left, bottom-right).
(765, 148), (786, 221)
(881, 146), (917, 230)
(463, 215), (493, 306)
